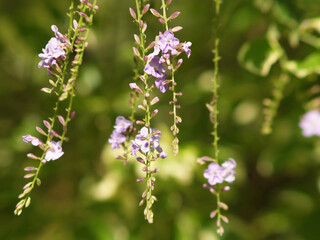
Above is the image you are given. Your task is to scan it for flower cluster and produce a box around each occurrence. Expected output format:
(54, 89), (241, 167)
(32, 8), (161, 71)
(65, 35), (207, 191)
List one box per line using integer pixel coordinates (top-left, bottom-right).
(203, 158), (236, 186)
(38, 25), (69, 69)
(299, 110), (320, 137)
(131, 127), (167, 159)
(109, 116), (133, 150)
(145, 30), (191, 93)
(22, 134), (64, 162)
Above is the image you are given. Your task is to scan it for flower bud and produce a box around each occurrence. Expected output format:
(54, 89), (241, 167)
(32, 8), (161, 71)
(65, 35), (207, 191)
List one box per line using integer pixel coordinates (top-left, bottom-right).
(172, 26), (183, 32)
(142, 4), (150, 15)
(129, 8), (137, 20)
(210, 210), (217, 219)
(27, 153), (39, 159)
(151, 109), (159, 118)
(41, 88), (52, 94)
(43, 120), (51, 129)
(136, 120), (145, 125)
(36, 127), (47, 136)
(138, 105), (146, 111)
(133, 47), (141, 58)
(24, 167), (37, 171)
(78, 11), (87, 18)
(159, 18), (165, 24)
(150, 97), (159, 105)
(142, 22), (147, 33)
(150, 9), (161, 18)
(168, 12), (180, 21)
(133, 34), (140, 45)
(129, 83), (143, 94)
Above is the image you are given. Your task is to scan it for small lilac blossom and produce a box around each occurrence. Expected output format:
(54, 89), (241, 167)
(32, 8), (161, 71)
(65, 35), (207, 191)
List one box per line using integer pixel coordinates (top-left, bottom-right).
(204, 162), (225, 185)
(299, 110), (320, 137)
(109, 130), (126, 150)
(114, 116), (133, 133)
(38, 37), (65, 68)
(221, 158), (236, 183)
(22, 135), (41, 146)
(158, 30), (179, 55)
(130, 127), (166, 158)
(45, 141), (64, 161)
(155, 74), (168, 93)
(144, 56), (166, 78)
(182, 41), (192, 58)
(109, 116), (133, 150)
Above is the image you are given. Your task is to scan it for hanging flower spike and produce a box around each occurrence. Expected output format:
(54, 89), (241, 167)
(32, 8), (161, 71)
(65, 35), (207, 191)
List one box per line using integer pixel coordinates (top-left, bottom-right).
(15, 0), (98, 216)
(148, 0), (192, 155)
(202, 158), (236, 235)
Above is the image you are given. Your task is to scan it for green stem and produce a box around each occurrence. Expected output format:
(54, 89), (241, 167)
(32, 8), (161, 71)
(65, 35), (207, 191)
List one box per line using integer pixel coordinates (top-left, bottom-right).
(212, 0), (223, 235)
(212, 0), (220, 163)
(161, 0), (169, 31)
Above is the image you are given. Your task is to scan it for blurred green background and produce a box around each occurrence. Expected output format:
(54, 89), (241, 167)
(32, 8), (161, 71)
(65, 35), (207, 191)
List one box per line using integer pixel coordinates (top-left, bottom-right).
(1, 0), (320, 239)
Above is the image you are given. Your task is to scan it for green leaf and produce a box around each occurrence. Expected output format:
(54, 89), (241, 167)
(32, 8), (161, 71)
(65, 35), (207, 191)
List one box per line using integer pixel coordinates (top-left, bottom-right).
(238, 37), (283, 76)
(284, 52), (320, 78)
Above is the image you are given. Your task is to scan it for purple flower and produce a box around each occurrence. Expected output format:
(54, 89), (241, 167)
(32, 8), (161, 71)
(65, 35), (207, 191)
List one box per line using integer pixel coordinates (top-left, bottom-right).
(114, 116), (133, 133)
(299, 110), (320, 137)
(109, 130), (126, 150)
(109, 116), (133, 150)
(130, 127), (166, 158)
(203, 158), (237, 185)
(22, 135), (41, 146)
(182, 41), (192, 58)
(45, 141), (64, 161)
(38, 37), (65, 68)
(221, 158), (236, 183)
(158, 30), (179, 55)
(144, 56), (166, 78)
(203, 162), (224, 185)
(155, 74), (168, 93)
